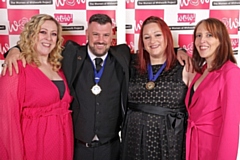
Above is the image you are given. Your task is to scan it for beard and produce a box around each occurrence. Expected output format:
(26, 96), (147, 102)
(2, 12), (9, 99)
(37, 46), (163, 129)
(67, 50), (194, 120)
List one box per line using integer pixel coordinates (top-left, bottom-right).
(88, 42), (110, 56)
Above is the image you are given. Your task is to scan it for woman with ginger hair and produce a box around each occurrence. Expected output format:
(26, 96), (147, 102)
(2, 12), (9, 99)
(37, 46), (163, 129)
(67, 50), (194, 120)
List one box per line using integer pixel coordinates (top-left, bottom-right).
(122, 16), (195, 160)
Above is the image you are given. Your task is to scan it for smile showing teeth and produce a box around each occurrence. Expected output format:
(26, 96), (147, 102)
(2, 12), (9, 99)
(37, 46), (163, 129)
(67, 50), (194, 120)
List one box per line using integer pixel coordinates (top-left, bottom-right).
(95, 44), (105, 49)
(200, 46), (208, 49)
(96, 44), (104, 47)
(150, 44), (159, 49)
(42, 43), (50, 47)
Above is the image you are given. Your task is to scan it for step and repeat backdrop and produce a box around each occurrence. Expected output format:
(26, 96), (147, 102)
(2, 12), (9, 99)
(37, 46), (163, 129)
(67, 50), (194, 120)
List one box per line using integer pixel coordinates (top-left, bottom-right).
(0, 0), (240, 72)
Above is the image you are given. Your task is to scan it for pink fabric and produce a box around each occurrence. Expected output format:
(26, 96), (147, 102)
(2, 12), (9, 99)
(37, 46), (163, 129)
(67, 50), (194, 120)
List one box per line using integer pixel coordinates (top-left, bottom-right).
(0, 62), (73, 160)
(185, 61), (240, 160)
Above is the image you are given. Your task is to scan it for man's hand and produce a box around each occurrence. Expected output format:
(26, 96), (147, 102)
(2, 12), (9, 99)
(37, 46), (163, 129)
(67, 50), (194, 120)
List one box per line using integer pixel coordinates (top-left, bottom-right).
(1, 47), (25, 76)
(176, 49), (194, 73)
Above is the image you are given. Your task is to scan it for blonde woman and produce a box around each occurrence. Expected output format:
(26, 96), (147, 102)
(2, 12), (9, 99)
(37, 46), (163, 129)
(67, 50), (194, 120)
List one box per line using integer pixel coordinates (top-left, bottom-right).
(0, 14), (73, 160)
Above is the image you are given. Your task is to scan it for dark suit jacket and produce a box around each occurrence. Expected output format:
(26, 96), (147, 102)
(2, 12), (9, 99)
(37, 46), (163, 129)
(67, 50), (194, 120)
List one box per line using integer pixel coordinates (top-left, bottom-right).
(61, 40), (131, 139)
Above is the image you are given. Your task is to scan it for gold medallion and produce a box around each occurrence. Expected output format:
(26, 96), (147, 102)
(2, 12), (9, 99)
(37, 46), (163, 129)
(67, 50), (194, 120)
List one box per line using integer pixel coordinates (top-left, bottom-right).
(146, 81), (155, 90)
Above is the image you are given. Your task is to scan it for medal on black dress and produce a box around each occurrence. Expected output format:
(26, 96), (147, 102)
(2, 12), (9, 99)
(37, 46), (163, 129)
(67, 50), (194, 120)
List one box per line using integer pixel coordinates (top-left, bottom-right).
(90, 56), (108, 95)
(146, 62), (166, 90)
(146, 81), (155, 90)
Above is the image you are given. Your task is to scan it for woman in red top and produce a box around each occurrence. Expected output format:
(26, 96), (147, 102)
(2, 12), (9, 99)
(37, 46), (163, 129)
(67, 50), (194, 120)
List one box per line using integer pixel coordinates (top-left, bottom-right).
(0, 14), (73, 160)
(185, 18), (240, 160)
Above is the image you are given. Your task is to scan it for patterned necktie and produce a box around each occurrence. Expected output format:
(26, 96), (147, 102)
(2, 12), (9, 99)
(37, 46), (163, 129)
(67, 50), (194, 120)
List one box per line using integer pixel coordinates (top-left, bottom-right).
(95, 58), (103, 72)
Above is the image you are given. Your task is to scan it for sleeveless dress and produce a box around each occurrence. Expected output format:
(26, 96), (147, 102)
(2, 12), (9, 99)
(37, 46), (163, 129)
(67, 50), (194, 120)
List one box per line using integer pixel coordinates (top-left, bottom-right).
(122, 62), (187, 160)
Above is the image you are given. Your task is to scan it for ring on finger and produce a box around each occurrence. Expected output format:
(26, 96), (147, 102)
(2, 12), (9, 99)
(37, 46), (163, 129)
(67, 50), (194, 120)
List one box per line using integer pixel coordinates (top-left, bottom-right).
(1, 63), (7, 67)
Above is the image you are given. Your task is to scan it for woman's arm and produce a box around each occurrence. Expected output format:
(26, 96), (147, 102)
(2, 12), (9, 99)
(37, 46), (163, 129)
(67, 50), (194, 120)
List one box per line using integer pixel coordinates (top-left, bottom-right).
(176, 48), (194, 73)
(217, 66), (240, 159)
(0, 64), (25, 159)
(2, 46), (24, 76)
(182, 65), (196, 87)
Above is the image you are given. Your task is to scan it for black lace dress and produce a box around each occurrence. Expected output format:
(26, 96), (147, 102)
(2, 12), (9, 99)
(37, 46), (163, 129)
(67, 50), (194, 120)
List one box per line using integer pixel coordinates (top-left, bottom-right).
(121, 62), (187, 160)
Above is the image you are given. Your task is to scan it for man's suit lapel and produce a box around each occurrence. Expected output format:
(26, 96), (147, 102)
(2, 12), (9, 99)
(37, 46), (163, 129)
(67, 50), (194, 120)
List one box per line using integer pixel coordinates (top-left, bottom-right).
(70, 46), (88, 87)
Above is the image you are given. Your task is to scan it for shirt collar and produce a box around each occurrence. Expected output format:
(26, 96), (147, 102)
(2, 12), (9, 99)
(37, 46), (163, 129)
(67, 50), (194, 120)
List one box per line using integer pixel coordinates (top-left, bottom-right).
(87, 46), (108, 62)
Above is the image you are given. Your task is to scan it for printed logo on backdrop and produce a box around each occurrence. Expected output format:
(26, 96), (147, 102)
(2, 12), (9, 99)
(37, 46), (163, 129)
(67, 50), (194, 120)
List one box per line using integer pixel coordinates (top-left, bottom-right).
(231, 38), (239, 49)
(135, 9), (164, 34)
(63, 35), (86, 45)
(137, 0), (177, 5)
(0, 25), (6, 31)
(210, 10), (239, 35)
(88, 1), (117, 6)
(212, 1), (240, 6)
(7, 9), (39, 35)
(0, 0), (7, 8)
(9, 0), (52, 5)
(231, 38), (239, 55)
(178, 34), (193, 56)
(169, 13), (195, 31)
(126, 0), (135, 9)
(126, 34), (135, 53)
(54, 14), (84, 31)
(55, 14), (73, 25)
(0, 35), (9, 59)
(56, 0), (86, 9)
(169, 25), (195, 31)
(180, 0), (210, 9)
(178, 13), (196, 24)
(126, 24), (133, 30)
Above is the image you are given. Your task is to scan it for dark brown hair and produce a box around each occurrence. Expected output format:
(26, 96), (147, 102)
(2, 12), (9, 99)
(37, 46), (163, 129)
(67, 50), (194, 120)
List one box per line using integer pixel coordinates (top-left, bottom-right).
(192, 18), (236, 73)
(89, 14), (112, 25)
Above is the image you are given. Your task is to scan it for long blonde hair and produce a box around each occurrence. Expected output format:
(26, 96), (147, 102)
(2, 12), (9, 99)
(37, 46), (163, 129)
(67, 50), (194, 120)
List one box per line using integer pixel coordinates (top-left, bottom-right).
(18, 14), (63, 71)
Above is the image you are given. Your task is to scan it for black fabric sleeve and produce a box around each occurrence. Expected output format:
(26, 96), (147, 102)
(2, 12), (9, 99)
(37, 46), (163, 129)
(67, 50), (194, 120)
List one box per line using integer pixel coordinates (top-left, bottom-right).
(4, 45), (21, 58)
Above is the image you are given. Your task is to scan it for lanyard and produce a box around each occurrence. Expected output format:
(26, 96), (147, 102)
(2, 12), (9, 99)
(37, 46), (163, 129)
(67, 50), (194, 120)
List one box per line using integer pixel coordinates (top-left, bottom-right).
(90, 55), (108, 84)
(147, 61), (166, 81)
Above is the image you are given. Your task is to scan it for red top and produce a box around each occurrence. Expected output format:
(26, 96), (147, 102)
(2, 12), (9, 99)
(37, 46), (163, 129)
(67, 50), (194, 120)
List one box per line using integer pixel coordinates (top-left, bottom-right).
(0, 61), (73, 160)
(185, 61), (240, 160)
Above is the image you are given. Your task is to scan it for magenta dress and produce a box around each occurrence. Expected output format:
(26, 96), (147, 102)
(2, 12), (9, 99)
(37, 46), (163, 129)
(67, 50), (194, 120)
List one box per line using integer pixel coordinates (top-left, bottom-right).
(0, 62), (73, 160)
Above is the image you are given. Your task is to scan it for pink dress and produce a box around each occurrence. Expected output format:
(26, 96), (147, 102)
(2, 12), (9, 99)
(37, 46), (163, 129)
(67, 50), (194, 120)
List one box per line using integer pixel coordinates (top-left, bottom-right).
(0, 62), (73, 160)
(185, 61), (240, 160)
